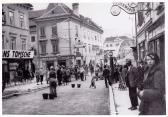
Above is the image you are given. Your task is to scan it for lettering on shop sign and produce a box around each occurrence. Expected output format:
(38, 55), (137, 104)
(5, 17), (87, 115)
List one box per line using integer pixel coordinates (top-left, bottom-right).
(2, 50), (34, 59)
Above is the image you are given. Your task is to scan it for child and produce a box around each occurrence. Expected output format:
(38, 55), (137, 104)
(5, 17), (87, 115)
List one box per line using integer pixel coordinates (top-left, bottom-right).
(89, 75), (97, 88)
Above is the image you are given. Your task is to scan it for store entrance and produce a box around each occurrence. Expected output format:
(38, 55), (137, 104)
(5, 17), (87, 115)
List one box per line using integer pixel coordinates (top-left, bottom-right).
(58, 60), (66, 67)
(46, 61), (54, 70)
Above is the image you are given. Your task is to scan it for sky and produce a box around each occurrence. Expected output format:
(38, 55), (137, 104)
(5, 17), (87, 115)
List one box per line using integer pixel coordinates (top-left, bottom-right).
(32, 3), (135, 40)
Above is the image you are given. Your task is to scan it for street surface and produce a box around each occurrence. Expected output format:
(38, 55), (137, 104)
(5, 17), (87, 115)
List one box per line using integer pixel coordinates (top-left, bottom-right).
(3, 76), (110, 115)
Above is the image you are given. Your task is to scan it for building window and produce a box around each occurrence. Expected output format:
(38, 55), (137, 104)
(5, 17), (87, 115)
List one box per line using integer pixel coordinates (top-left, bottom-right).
(2, 11), (6, 25)
(95, 36), (97, 40)
(110, 44), (112, 47)
(10, 36), (16, 50)
(21, 38), (26, 50)
(51, 40), (58, 53)
(2, 35), (5, 49)
(19, 13), (24, 28)
(40, 41), (47, 55)
(9, 11), (14, 26)
(106, 44), (108, 47)
(52, 25), (57, 37)
(31, 36), (35, 42)
(40, 27), (46, 37)
(75, 25), (78, 37)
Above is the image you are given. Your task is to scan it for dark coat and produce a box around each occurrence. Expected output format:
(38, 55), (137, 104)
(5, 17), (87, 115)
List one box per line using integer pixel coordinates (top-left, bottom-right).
(126, 66), (139, 87)
(138, 64), (166, 115)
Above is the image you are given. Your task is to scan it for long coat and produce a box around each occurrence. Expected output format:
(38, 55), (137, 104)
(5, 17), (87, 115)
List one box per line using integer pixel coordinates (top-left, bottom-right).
(138, 64), (166, 115)
(126, 66), (139, 87)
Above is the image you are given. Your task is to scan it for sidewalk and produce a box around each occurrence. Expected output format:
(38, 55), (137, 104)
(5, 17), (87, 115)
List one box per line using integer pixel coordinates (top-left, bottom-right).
(109, 83), (139, 115)
(2, 80), (49, 99)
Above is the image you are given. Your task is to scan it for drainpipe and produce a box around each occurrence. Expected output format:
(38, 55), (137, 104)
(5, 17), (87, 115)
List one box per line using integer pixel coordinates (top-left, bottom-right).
(68, 18), (72, 66)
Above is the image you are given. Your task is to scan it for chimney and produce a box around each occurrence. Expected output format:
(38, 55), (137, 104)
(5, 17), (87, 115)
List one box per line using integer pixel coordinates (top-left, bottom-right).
(72, 3), (79, 16)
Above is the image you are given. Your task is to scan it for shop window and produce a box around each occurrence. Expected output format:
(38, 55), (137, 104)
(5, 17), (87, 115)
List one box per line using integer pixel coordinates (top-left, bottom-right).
(2, 35), (5, 49)
(21, 38), (26, 50)
(148, 41), (154, 53)
(10, 36), (16, 50)
(9, 11), (14, 26)
(40, 27), (46, 37)
(52, 25), (57, 37)
(2, 10), (6, 25)
(19, 13), (24, 28)
(155, 39), (160, 58)
(31, 36), (35, 42)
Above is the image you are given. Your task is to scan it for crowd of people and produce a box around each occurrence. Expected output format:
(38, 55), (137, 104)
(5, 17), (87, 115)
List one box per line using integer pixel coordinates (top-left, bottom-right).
(101, 52), (166, 115)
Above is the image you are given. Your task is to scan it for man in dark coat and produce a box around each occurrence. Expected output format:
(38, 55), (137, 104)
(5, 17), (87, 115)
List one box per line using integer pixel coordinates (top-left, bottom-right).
(103, 65), (111, 88)
(126, 60), (139, 110)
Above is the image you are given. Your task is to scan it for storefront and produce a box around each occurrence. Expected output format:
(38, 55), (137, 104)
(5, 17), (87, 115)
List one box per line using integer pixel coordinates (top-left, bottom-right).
(147, 14), (165, 64)
(2, 49), (34, 84)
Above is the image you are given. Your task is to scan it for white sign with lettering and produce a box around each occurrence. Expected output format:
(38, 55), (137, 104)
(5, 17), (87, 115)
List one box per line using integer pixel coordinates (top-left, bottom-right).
(2, 50), (34, 59)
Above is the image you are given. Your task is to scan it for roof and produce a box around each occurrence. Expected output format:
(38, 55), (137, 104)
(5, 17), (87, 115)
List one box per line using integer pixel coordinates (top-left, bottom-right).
(104, 36), (133, 42)
(29, 3), (103, 33)
(29, 9), (45, 19)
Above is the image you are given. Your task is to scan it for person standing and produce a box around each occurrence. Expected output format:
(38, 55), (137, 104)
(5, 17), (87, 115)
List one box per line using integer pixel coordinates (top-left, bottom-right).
(126, 60), (139, 110)
(49, 66), (57, 97)
(39, 68), (44, 84)
(57, 67), (62, 86)
(103, 65), (110, 88)
(138, 53), (165, 115)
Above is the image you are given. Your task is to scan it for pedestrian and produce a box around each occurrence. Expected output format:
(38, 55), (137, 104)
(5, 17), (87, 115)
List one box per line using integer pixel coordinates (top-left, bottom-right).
(103, 65), (111, 88)
(35, 69), (40, 85)
(57, 67), (62, 86)
(90, 65), (94, 76)
(137, 60), (145, 89)
(95, 64), (99, 81)
(138, 53), (166, 115)
(39, 68), (44, 84)
(49, 66), (57, 97)
(80, 66), (85, 81)
(126, 60), (139, 110)
(45, 68), (49, 84)
(89, 75), (97, 88)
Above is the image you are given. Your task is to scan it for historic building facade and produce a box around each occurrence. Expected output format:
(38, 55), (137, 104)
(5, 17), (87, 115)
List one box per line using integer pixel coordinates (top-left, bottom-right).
(104, 36), (135, 65)
(29, 3), (103, 69)
(136, 2), (165, 64)
(2, 4), (33, 83)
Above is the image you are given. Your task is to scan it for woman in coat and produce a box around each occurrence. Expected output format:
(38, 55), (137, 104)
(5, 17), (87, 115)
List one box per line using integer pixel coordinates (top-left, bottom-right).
(138, 53), (165, 115)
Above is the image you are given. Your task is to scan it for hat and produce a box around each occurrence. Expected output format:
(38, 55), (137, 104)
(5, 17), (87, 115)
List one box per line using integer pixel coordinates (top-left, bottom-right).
(50, 66), (54, 70)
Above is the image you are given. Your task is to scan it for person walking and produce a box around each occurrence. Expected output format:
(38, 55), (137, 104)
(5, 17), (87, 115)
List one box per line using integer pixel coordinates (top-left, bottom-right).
(138, 53), (166, 115)
(103, 65), (110, 88)
(35, 69), (40, 85)
(39, 68), (44, 84)
(49, 66), (57, 97)
(57, 67), (62, 86)
(126, 60), (139, 110)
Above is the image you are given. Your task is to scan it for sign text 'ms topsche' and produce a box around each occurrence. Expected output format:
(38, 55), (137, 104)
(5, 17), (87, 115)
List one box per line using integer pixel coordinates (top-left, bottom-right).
(2, 50), (34, 59)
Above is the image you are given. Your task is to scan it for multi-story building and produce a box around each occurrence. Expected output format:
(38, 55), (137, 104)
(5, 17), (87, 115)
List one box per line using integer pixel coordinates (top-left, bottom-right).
(2, 4), (33, 84)
(29, 3), (103, 69)
(136, 2), (165, 64)
(104, 36), (135, 65)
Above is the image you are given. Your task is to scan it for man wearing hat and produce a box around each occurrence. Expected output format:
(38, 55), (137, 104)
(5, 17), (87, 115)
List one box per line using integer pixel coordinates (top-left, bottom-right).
(126, 60), (139, 110)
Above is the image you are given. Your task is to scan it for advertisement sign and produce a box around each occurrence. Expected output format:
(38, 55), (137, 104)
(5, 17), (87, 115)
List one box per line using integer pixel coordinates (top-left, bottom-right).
(2, 50), (34, 59)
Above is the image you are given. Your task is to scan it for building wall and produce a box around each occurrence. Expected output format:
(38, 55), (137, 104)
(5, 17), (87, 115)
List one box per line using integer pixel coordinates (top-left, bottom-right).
(136, 2), (165, 62)
(2, 4), (31, 50)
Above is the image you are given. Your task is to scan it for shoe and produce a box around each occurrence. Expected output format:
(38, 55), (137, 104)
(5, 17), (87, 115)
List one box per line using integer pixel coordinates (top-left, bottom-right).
(131, 107), (137, 110)
(128, 107), (133, 109)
